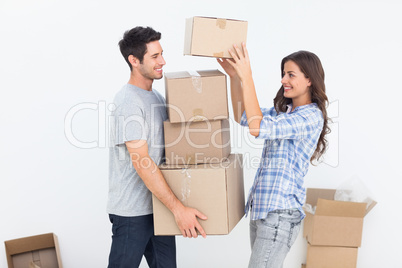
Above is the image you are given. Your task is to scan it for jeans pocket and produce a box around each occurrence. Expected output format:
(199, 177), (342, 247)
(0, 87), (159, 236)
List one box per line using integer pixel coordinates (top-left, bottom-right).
(110, 214), (123, 237)
(260, 213), (280, 229)
(287, 221), (301, 248)
(279, 210), (301, 223)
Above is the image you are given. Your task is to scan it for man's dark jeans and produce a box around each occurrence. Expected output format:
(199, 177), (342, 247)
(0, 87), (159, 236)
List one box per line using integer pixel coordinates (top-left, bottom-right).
(108, 214), (176, 268)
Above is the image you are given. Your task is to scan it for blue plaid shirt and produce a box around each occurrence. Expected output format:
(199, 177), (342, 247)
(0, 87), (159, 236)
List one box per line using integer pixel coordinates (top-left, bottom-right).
(240, 103), (324, 220)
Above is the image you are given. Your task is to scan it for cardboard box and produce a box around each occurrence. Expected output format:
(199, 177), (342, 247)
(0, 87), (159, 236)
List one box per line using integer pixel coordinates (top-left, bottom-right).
(153, 154), (245, 235)
(164, 119), (230, 165)
(306, 243), (358, 268)
(184, 16), (248, 58)
(303, 188), (376, 247)
(165, 69), (228, 123)
(4, 233), (63, 268)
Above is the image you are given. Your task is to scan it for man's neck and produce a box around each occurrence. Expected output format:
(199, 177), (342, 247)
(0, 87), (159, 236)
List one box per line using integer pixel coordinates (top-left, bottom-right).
(128, 74), (153, 91)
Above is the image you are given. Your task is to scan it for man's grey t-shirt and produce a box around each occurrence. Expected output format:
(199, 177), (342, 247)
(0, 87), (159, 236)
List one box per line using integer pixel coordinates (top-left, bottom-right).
(107, 84), (167, 217)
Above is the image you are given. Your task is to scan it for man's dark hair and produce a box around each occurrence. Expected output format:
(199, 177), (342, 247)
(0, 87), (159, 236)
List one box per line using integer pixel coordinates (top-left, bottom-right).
(118, 26), (161, 70)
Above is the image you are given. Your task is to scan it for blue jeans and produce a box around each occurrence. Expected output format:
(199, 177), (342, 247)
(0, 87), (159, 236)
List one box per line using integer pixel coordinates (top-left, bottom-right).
(248, 209), (301, 268)
(108, 214), (176, 268)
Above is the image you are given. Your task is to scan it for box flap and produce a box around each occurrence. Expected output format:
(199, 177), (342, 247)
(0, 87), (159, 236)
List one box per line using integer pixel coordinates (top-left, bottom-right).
(315, 198), (366, 218)
(165, 71), (191, 79)
(306, 188), (335, 206)
(5, 233), (56, 255)
(365, 200), (377, 216)
(194, 16), (247, 22)
(164, 69), (223, 79)
(183, 17), (194, 55)
(197, 70), (225, 77)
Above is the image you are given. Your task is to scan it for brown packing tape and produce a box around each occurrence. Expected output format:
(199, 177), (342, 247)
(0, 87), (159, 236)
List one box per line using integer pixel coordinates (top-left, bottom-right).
(213, 52), (224, 58)
(216, 18), (227, 29)
(29, 261), (41, 268)
(32, 251), (40, 262)
(186, 153), (196, 164)
(192, 109), (204, 121)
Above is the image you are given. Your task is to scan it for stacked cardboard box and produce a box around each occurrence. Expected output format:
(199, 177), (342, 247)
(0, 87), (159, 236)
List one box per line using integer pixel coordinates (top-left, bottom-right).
(303, 188), (377, 268)
(153, 154), (245, 235)
(184, 16), (248, 58)
(154, 70), (244, 234)
(163, 69), (230, 165)
(152, 17), (248, 235)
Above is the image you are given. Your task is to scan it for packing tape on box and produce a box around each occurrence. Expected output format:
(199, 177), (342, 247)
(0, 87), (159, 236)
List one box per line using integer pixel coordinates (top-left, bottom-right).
(180, 169), (192, 202)
(29, 261), (41, 268)
(32, 251), (40, 263)
(216, 18), (227, 29)
(192, 108), (206, 121)
(213, 52), (224, 58)
(187, 70), (202, 93)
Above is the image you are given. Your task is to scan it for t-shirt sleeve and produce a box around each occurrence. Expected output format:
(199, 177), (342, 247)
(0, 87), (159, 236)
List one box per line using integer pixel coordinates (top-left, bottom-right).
(112, 101), (148, 146)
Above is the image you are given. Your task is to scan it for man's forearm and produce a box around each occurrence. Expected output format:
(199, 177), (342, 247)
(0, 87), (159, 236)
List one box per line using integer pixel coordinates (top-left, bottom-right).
(133, 155), (183, 213)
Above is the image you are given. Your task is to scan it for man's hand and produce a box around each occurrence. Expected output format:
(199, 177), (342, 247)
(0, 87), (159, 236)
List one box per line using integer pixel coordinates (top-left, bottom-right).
(172, 204), (207, 238)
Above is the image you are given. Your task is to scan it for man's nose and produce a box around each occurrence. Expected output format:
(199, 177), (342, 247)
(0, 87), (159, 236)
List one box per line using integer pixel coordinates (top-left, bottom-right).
(159, 56), (166, 65)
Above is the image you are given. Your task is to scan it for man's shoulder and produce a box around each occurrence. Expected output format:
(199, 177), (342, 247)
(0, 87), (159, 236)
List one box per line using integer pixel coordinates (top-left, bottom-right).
(114, 84), (143, 104)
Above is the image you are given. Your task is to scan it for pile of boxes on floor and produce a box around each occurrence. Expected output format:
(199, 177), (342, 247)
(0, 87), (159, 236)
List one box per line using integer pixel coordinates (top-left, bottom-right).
(302, 186), (377, 268)
(152, 16), (248, 235)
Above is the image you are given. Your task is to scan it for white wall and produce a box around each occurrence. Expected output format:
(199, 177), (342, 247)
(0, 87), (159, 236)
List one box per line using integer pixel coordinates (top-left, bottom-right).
(1, 0), (401, 267)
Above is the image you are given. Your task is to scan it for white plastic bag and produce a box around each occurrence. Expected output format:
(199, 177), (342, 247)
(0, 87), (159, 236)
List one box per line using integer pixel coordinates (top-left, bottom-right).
(334, 175), (376, 210)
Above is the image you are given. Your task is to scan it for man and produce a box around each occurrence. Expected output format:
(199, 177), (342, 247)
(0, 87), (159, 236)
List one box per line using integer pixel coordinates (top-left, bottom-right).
(107, 26), (207, 268)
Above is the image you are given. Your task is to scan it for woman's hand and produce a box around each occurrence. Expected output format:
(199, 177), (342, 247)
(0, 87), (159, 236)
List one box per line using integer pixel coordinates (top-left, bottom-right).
(216, 57), (238, 78)
(226, 42), (253, 83)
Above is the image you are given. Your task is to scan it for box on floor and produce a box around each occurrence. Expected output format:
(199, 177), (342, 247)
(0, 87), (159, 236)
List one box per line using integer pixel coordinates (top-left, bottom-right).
(153, 154), (245, 235)
(4, 233), (62, 268)
(305, 243), (358, 268)
(303, 188), (376, 247)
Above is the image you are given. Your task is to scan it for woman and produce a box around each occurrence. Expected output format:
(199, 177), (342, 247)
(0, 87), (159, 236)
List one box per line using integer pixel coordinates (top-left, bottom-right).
(217, 44), (329, 268)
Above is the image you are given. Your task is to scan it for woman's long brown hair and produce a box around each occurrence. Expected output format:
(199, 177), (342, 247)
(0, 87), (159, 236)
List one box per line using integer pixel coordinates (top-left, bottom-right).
(274, 51), (330, 163)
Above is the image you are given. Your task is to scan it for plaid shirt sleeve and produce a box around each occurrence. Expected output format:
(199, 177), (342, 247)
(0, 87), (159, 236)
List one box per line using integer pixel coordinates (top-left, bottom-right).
(240, 107), (323, 140)
(240, 107), (275, 127)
